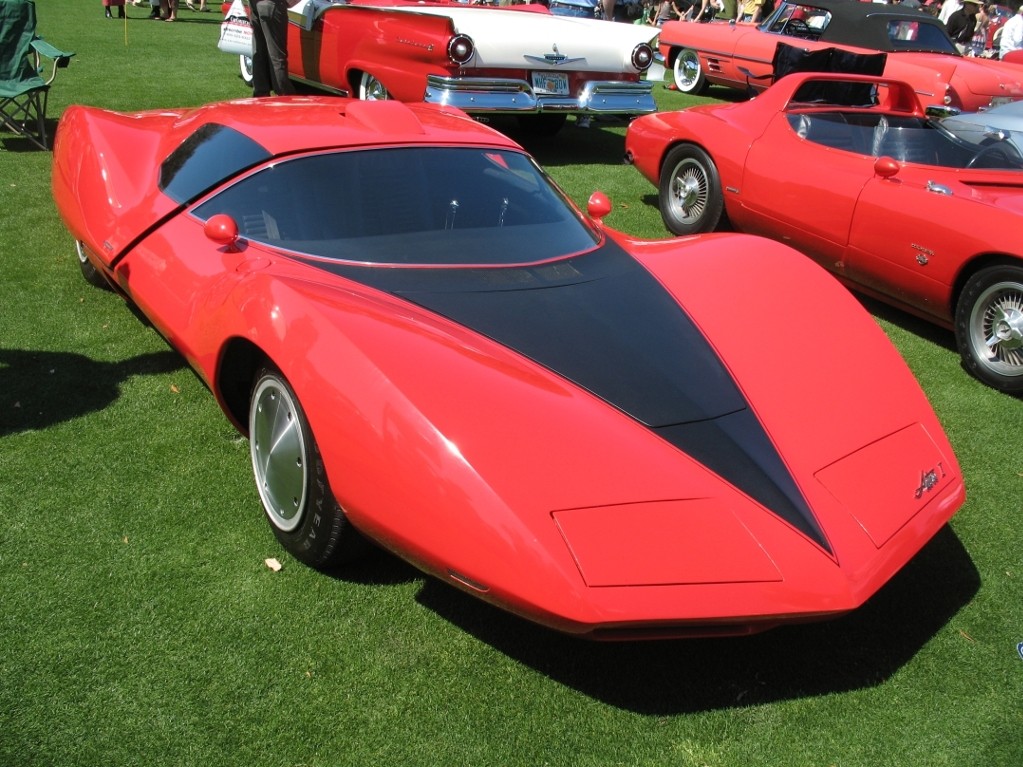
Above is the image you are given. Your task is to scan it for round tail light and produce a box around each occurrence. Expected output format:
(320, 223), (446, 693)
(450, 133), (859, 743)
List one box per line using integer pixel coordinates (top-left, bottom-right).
(632, 43), (653, 72)
(448, 34), (475, 65)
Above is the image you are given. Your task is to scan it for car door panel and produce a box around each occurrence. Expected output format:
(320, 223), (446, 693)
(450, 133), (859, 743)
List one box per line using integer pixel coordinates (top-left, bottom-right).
(738, 113), (873, 272)
(845, 170), (966, 323)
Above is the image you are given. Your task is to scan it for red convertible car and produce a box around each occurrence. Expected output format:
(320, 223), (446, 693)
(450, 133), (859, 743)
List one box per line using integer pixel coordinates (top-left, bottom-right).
(659, 0), (1023, 111)
(53, 96), (964, 638)
(625, 71), (1023, 394)
(231, 0), (657, 133)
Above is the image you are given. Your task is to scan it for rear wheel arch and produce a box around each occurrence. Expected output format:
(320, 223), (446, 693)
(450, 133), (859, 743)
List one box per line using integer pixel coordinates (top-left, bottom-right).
(217, 338), (271, 434)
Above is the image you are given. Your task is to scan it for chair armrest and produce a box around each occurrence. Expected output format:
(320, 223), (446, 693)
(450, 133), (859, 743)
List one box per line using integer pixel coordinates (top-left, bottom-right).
(29, 39), (75, 85)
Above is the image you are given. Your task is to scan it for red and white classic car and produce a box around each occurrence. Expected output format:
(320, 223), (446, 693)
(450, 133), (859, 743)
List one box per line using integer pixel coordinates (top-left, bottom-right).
(230, 0), (658, 133)
(659, 0), (1023, 112)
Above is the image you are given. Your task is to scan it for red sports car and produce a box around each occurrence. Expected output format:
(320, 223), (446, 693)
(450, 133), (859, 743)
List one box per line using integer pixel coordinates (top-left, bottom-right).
(230, 0), (658, 133)
(53, 96), (964, 638)
(625, 71), (1023, 394)
(659, 0), (1023, 111)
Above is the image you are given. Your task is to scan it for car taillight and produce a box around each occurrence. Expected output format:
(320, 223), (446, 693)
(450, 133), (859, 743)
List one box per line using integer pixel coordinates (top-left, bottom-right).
(632, 43), (653, 72)
(448, 34), (474, 65)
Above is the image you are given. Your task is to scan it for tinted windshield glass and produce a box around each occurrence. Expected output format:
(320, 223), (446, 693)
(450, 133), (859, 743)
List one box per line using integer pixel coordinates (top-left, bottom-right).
(192, 147), (599, 266)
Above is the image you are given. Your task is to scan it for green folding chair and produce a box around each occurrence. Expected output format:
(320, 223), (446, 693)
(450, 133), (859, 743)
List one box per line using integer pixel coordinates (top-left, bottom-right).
(0, 0), (74, 150)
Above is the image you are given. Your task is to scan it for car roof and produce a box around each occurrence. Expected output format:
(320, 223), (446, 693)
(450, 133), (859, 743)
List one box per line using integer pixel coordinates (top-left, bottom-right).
(176, 96), (521, 156)
(783, 0), (957, 52)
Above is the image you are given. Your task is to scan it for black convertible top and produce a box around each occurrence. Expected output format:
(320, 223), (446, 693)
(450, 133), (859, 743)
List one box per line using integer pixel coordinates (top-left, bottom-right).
(771, 0), (960, 54)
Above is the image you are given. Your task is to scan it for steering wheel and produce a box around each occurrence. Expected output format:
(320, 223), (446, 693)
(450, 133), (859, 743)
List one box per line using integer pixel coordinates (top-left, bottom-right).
(785, 18), (812, 38)
(966, 141), (1023, 169)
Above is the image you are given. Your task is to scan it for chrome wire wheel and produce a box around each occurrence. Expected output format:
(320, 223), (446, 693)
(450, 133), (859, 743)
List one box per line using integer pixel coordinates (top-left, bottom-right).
(967, 279), (1023, 379)
(666, 157), (710, 228)
(658, 143), (724, 235)
(250, 374), (308, 533)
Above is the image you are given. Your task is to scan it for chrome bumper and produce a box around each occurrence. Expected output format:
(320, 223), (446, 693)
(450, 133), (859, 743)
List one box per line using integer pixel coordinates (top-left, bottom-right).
(424, 76), (656, 115)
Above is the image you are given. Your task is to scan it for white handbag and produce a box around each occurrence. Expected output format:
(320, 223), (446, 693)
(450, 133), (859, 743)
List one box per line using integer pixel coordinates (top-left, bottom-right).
(218, 0), (253, 57)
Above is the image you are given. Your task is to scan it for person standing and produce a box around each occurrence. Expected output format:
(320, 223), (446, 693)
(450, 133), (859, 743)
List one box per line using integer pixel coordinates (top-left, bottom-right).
(1000, 5), (1023, 59)
(736, 0), (764, 23)
(946, 0), (982, 53)
(103, 0), (126, 18)
(252, 0), (296, 96)
(938, 0), (962, 23)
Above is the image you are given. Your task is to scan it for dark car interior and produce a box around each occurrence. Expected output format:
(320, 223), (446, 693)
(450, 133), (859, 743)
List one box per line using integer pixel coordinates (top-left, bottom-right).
(192, 146), (600, 265)
(788, 110), (1023, 169)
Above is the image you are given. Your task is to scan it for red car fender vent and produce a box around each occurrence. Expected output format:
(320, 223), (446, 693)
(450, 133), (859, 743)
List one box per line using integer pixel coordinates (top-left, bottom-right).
(552, 499), (782, 588)
(448, 34), (475, 66)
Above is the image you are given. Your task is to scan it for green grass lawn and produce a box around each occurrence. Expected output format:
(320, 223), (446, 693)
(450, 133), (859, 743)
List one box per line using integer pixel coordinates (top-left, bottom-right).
(1, 2), (1021, 765)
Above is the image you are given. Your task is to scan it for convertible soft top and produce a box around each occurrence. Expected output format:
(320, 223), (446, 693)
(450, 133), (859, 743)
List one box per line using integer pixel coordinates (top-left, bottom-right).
(803, 0), (959, 52)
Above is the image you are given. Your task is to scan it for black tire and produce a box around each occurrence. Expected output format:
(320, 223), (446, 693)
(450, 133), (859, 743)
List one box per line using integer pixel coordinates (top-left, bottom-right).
(76, 240), (111, 290)
(955, 264), (1023, 394)
(658, 144), (725, 236)
(249, 366), (364, 568)
(672, 48), (708, 95)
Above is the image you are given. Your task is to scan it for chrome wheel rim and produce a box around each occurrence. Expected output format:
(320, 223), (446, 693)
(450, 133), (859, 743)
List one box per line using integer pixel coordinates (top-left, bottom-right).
(969, 280), (1023, 378)
(250, 378), (308, 532)
(674, 50), (701, 92)
(360, 73), (388, 100)
(75, 240), (88, 266)
(666, 158), (709, 227)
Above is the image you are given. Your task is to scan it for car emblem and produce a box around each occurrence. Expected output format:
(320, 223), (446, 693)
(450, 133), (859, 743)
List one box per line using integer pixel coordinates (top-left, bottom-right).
(914, 463), (946, 499)
(524, 43), (584, 67)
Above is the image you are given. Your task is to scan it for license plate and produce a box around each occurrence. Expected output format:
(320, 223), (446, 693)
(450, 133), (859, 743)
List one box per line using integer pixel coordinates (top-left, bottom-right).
(531, 71), (569, 96)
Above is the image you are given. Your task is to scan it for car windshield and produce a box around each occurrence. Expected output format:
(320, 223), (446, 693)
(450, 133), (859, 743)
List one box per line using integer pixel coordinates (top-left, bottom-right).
(766, 4), (831, 40)
(192, 146), (599, 266)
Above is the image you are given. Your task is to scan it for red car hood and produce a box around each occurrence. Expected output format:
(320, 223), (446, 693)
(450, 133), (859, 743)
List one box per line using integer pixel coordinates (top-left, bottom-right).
(249, 232), (963, 633)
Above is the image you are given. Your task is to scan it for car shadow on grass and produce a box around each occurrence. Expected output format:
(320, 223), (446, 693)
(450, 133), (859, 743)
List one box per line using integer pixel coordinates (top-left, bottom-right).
(0, 347), (185, 436)
(413, 524), (978, 714)
(489, 115), (633, 168)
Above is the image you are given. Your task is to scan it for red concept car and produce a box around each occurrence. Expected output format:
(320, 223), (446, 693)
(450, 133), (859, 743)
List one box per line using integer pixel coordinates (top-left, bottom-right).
(625, 71), (1023, 394)
(230, 0), (657, 133)
(53, 96), (964, 639)
(658, 0), (1023, 111)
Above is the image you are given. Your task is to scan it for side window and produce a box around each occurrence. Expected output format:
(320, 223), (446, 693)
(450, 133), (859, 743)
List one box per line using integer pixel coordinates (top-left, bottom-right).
(160, 124), (270, 204)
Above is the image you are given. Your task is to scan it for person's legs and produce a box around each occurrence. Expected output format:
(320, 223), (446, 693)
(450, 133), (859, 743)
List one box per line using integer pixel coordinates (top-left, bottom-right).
(255, 0), (294, 95)
(251, 2), (273, 97)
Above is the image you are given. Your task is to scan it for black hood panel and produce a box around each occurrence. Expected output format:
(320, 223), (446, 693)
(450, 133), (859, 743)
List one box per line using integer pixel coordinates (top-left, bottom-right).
(312, 242), (829, 551)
